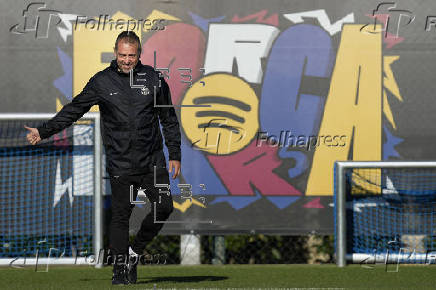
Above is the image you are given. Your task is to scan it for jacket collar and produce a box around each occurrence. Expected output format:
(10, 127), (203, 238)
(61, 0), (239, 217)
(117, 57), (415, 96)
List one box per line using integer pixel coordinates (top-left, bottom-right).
(110, 59), (143, 74)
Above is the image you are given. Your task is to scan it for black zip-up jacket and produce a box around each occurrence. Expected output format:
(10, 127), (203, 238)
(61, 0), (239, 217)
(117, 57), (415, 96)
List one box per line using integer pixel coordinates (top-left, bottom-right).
(37, 60), (181, 176)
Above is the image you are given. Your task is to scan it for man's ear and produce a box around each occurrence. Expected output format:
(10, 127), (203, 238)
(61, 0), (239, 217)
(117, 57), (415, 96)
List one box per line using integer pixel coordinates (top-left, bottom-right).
(113, 47), (117, 57)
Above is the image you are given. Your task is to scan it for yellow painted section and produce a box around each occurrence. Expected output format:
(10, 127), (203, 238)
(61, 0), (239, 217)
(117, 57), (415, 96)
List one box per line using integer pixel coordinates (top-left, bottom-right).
(56, 97), (63, 112)
(66, 10), (179, 112)
(383, 56), (402, 102)
(306, 24), (383, 196)
(383, 90), (396, 130)
(349, 169), (382, 195)
(173, 197), (206, 213)
(142, 9), (180, 31)
(383, 56), (403, 130)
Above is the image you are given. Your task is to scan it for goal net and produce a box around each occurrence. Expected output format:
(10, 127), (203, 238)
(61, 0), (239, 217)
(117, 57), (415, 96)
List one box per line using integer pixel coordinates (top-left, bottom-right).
(335, 161), (436, 266)
(0, 113), (102, 266)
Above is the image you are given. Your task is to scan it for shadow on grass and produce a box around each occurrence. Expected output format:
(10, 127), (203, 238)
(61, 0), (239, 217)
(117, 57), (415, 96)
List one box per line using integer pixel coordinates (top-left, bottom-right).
(137, 275), (228, 284)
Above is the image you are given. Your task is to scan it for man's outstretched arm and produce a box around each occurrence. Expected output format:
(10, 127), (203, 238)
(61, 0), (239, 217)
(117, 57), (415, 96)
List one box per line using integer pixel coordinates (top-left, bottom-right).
(25, 76), (99, 145)
(156, 76), (181, 179)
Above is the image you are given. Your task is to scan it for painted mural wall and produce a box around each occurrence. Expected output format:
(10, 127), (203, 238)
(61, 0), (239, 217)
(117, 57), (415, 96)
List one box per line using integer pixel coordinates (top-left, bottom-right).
(2, 0), (436, 233)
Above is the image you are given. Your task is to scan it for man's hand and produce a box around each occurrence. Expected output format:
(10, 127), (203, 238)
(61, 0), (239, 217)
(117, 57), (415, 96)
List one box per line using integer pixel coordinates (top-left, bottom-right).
(168, 160), (181, 179)
(24, 125), (41, 145)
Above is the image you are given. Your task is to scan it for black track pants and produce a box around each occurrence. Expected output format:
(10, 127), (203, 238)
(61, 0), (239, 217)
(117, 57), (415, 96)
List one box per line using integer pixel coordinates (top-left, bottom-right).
(109, 168), (174, 255)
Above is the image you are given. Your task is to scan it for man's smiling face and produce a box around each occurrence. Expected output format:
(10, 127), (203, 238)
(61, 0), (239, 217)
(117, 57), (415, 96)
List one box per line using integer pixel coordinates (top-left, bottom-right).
(114, 40), (139, 73)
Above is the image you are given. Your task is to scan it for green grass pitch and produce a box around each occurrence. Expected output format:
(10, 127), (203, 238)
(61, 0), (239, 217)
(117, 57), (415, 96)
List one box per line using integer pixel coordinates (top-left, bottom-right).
(0, 264), (434, 289)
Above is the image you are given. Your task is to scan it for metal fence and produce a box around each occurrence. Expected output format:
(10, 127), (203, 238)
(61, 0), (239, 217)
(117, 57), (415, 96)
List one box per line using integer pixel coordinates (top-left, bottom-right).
(139, 234), (334, 265)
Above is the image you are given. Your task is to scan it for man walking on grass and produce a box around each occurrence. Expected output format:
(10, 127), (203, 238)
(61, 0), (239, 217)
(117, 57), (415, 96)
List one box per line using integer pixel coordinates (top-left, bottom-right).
(25, 30), (181, 285)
